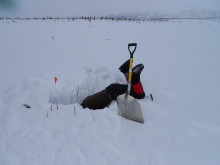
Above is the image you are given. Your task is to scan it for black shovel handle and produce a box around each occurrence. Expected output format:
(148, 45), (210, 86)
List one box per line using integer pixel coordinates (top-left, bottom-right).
(128, 43), (137, 58)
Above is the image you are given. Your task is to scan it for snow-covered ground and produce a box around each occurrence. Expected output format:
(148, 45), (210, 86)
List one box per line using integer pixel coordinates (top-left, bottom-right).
(0, 19), (220, 165)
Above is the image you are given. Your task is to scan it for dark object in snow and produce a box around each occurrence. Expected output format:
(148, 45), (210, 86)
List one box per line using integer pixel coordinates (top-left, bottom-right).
(119, 59), (130, 74)
(106, 83), (145, 100)
(119, 59), (145, 97)
(150, 94), (153, 101)
(124, 63), (144, 84)
(124, 63), (144, 78)
(81, 89), (112, 110)
(119, 58), (144, 95)
(23, 104), (31, 108)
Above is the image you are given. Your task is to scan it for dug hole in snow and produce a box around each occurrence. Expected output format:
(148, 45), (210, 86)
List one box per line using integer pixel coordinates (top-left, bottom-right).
(49, 66), (126, 105)
(3, 66), (127, 109)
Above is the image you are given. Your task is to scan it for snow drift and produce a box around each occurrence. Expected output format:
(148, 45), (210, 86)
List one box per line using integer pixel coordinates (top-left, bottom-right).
(3, 66), (126, 108)
(49, 66), (126, 105)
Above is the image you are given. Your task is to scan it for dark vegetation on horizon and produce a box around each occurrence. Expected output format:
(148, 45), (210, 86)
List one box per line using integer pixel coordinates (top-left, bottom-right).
(0, 16), (165, 21)
(0, 16), (216, 22)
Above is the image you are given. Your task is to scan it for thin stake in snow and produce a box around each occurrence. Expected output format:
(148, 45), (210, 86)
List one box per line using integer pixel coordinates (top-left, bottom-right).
(57, 102), (58, 110)
(46, 113), (48, 117)
(74, 106), (76, 115)
(150, 94), (154, 101)
(51, 105), (52, 111)
(77, 85), (79, 103)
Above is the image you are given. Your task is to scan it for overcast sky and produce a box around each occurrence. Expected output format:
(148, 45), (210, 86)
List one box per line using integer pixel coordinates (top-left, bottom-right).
(0, 0), (219, 17)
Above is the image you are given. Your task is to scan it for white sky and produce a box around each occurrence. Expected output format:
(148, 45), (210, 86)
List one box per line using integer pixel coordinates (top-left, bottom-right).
(0, 0), (219, 17)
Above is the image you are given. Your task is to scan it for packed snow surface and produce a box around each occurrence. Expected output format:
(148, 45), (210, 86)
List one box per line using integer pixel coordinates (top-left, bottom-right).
(0, 19), (220, 165)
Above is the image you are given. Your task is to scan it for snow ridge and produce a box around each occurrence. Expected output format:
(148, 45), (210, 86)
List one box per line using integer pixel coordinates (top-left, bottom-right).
(2, 66), (126, 108)
(49, 66), (126, 105)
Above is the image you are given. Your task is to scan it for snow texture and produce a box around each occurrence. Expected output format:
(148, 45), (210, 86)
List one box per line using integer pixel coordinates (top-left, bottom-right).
(108, 9), (220, 19)
(0, 18), (220, 165)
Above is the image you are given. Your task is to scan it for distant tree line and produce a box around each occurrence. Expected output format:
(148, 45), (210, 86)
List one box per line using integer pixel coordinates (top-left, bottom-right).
(0, 16), (146, 21)
(0, 16), (176, 23)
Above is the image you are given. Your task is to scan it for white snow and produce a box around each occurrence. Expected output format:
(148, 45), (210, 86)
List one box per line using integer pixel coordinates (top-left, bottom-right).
(0, 18), (220, 165)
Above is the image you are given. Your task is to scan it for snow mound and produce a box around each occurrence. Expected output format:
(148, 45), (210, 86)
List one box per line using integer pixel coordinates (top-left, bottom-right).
(49, 66), (126, 105)
(2, 73), (54, 109)
(2, 66), (126, 108)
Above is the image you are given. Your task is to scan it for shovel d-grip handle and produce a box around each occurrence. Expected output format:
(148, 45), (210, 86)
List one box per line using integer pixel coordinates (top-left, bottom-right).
(128, 43), (137, 58)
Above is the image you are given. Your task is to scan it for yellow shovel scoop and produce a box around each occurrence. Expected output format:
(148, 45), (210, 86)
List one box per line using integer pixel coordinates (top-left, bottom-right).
(117, 43), (144, 123)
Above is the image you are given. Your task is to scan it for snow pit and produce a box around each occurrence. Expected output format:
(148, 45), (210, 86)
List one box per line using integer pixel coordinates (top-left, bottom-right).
(49, 66), (126, 105)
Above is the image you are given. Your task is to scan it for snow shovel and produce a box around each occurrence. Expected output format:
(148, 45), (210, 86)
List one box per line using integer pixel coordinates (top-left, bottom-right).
(117, 43), (144, 124)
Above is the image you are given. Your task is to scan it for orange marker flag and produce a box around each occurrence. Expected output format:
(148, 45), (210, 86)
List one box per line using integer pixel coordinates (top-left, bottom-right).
(54, 77), (58, 84)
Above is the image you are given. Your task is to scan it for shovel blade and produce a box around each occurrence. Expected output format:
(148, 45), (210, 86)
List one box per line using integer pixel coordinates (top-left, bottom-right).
(117, 94), (144, 123)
